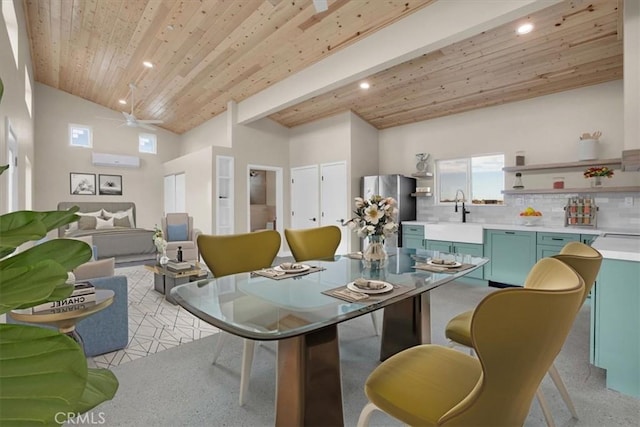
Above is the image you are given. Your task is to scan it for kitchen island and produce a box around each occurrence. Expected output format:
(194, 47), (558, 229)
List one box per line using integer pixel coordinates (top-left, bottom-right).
(591, 233), (640, 398)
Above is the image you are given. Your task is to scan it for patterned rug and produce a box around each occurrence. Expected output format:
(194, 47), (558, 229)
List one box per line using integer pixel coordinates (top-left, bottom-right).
(90, 266), (218, 369)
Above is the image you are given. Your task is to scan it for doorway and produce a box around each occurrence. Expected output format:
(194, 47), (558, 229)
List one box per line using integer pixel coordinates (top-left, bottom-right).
(246, 164), (284, 250)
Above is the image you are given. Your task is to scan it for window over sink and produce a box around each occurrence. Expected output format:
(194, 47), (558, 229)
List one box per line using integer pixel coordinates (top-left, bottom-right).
(436, 154), (504, 205)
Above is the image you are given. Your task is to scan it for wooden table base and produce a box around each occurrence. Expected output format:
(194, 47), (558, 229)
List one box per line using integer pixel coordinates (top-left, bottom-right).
(276, 325), (343, 427)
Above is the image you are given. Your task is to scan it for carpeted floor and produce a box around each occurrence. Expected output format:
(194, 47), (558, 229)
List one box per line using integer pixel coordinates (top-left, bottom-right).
(84, 275), (640, 427)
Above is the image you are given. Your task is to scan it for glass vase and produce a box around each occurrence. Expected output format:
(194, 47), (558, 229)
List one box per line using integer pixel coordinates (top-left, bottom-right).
(590, 176), (603, 188)
(363, 235), (388, 270)
(159, 249), (169, 265)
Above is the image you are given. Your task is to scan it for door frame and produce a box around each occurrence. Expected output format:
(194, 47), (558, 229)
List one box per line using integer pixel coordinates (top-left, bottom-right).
(246, 164), (284, 254)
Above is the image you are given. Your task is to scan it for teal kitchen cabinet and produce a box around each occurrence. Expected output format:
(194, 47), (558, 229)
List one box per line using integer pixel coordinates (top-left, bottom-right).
(484, 229), (536, 286)
(591, 259), (640, 398)
(402, 224), (425, 249)
(425, 240), (484, 280)
(536, 232), (580, 260)
(580, 234), (598, 245)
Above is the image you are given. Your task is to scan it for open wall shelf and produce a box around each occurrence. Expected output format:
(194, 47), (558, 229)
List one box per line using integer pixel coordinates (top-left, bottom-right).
(502, 186), (640, 195)
(503, 158), (621, 173)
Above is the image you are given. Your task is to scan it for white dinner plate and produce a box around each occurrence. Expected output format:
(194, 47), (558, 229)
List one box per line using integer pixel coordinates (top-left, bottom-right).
(346, 280), (394, 294)
(274, 264), (311, 274)
(427, 259), (462, 268)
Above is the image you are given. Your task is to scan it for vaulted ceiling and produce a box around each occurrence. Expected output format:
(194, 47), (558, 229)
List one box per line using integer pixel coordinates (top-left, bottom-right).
(23, 0), (622, 135)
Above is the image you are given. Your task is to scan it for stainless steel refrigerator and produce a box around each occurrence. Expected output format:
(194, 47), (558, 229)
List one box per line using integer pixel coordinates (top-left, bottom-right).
(361, 174), (416, 249)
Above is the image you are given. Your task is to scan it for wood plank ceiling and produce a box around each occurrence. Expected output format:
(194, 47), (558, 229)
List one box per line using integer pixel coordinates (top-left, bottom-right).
(23, 0), (622, 135)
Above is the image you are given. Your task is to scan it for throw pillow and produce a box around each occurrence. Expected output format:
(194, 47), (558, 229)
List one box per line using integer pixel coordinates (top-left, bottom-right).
(68, 209), (103, 232)
(78, 215), (98, 230)
(103, 207), (135, 228)
(167, 223), (188, 241)
(113, 216), (131, 228)
(96, 217), (114, 229)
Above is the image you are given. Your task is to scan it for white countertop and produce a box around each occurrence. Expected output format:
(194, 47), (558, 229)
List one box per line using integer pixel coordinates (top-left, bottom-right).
(592, 235), (640, 262)
(402, 220), (602, 235)
(402, 221), (640, 261)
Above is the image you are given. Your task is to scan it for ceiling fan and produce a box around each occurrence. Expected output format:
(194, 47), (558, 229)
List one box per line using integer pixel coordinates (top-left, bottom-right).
(112, 83), (163, 131)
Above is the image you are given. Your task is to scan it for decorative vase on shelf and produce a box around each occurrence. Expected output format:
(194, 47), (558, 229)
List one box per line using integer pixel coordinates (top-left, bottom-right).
(591, 176), (603, 188)
(363, 235), (388, 270)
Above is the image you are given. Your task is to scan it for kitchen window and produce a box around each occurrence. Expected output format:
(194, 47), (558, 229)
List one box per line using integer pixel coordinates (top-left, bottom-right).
(436, 154), (504, 205)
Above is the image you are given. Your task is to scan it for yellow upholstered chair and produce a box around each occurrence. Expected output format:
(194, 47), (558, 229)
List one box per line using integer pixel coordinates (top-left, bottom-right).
(444, 242), (602, 426)
(284, 226), (380, 335)
(357, 257), (584, 427)
(197, 230), (281, 405)
(284, 225), (342, 262)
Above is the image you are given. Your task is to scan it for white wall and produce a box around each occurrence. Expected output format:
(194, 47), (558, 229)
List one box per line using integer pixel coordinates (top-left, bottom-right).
(33, 84), (181, 228)
(180, 112), (229, 154)
(349, 112), (379, 249)
(163, 146), (214, 234)
(379, 81), (632, 189)
(289, 112), (351, 167)
(0, 0), (34, 214)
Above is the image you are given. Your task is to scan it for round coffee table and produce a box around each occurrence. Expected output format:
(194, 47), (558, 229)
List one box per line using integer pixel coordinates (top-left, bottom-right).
(9, 289), (114, 353)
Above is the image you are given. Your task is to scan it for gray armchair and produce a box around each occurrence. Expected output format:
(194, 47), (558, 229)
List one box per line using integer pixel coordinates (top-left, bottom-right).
(161, 213), (201, 262)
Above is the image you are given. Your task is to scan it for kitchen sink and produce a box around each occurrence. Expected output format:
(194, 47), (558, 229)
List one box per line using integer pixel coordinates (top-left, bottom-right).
(423, 222), (484, 244)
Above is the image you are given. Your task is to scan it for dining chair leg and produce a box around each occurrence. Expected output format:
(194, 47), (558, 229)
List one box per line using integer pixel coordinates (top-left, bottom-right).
(548, 362), (579, 418)
(369, 312), (379, 336)
(536, 388), (557, 427)
(356, 402), (380, 427)
(212, 331), (229, 364)
(239, 339), (255, 406)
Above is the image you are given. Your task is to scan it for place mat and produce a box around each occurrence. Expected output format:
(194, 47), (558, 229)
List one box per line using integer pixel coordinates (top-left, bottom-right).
(413, 262), (476, 274)
(252, 265), (325, 280)
(323, 283), (412, 303)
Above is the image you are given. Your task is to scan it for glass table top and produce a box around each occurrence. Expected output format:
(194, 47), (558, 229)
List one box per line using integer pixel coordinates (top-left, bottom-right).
(171, 248), (487, 340)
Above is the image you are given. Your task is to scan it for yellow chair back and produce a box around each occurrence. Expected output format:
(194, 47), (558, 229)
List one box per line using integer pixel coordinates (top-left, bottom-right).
(553, 241), (602, 304)
(439, 258), (584, 426)
(284, 226), (341, 262)
(197, 230), (281, 278)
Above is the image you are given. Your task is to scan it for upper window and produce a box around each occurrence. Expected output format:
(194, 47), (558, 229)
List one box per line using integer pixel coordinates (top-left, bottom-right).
(69, 124), (92, 148)
(436, 154), (504, 205)
(139, 133), (157, 154)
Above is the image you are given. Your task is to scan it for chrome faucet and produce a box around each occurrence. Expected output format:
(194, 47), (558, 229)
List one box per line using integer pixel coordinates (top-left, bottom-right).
(454, 189), (470, 223)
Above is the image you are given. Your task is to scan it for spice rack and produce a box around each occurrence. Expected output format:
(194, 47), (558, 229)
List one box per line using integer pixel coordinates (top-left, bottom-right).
(564, 196), (597, 228)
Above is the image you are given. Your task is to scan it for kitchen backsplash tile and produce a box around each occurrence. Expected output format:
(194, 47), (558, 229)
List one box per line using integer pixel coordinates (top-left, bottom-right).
(416, 193), (640, 231)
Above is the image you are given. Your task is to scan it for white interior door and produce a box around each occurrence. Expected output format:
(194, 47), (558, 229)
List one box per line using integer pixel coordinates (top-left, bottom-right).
(164, 175), (176, 214)
(321, 162), (348, 254)
(290, 165), (319, 230)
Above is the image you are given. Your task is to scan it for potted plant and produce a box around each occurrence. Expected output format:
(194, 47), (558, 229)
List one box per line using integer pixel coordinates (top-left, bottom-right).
(0, 78), (118, 425)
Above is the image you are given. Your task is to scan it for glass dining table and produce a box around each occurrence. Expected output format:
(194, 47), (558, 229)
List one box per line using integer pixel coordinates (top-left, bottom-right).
(171, 248), (488, 427)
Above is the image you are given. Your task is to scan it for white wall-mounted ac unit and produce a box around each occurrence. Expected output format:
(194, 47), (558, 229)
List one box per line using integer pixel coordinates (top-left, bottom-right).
(92, 152), (140, 168)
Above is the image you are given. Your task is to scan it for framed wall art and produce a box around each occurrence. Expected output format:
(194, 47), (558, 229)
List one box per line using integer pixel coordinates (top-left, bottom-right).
(99, 174), (123, 196)
(70, 173), (96, 195)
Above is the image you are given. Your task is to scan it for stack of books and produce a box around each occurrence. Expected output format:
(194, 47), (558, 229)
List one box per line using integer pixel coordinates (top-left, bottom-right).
(166, 260), (193, 272)
(31, 282), (96, 313)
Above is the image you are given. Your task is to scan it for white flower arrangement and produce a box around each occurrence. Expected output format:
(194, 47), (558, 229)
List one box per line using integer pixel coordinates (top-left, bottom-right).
(152, 225), (167, 252)
(346, 195), (399, 238)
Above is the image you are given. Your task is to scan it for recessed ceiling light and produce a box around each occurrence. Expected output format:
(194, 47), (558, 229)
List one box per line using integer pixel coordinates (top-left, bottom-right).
(517, 23), (534, 35)
(118, 99), (127, 105)
(143, 61), (154, 68)
(359, 82), (370, 90)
